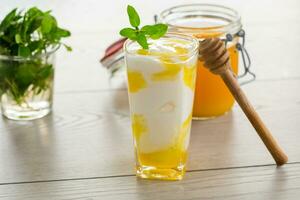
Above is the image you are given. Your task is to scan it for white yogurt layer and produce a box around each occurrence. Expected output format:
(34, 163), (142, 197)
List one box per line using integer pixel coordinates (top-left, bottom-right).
(125, 36), (198, 153)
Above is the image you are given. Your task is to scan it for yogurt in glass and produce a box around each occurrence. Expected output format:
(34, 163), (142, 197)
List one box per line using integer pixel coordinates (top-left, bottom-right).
(124, 33), (199, 180)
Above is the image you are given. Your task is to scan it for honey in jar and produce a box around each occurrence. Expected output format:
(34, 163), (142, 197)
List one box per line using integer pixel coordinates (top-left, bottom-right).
(160, 4), (242, 119)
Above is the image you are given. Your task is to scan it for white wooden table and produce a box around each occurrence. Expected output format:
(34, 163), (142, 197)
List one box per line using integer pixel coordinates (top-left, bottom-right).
(0, 0), (300, 199)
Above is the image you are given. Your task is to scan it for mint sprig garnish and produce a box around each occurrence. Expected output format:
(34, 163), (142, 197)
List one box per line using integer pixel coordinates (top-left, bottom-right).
(120, 5), (168, 49)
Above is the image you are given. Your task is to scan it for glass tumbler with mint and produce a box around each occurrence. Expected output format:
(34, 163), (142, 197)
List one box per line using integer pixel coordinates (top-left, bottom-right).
(121, 6), (199, 180)
(0, 7), (71, 120)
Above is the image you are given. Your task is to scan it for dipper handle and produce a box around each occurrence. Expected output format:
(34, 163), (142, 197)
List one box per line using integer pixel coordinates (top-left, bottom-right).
(199, 38), (288, 165)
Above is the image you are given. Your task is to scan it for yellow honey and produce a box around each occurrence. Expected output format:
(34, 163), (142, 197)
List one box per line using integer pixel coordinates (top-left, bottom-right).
(151, 56), (182, 81)
(183, 65), (197, 90)
(131, 114), (148, 141)
(127, 70), (147, 93)
(136, 113), (192, 180)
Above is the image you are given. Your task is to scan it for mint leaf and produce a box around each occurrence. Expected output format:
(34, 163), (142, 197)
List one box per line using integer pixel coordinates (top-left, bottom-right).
(0, 8), (17, 32)
(149, 24), (168, 39)
(18, 46), (31, 57)
(120, 28), (137, 40)
(137, 33), (148, 49)
(33, 64), (53, 94)
(26, 7), (43, 19)
(38, 64), (53, 80)
(141, 25), (156, 35)
(55, 27), (71, 37)
(15, 34), (22, 44)
(15, 62), (38, 94)
(142, 24), (168, 39)
(41, 14), (55, 33)
(27, 16), (43, 34)
(127, 5), (140, 28)
(28, 40), (43, 52)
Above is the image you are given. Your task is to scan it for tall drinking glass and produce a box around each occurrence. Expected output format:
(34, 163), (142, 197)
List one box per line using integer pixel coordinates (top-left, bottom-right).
(124, 33), (199, 180)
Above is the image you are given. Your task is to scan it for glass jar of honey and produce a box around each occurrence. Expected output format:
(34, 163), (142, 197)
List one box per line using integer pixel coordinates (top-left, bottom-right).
(160, 4), (243, 119)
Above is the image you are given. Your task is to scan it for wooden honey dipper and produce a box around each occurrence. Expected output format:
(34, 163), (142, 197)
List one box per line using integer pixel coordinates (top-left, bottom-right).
(199, 38), (288, 166)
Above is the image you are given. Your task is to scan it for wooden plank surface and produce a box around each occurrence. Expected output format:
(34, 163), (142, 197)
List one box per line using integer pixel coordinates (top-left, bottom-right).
(0, 164), (299, 200)
(0, 79), (299, 184)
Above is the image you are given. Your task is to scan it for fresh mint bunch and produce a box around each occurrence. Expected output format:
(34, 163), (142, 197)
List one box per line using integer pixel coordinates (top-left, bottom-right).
(0, 7), (72, 105)
(120, 5), (168, 49)
(0, 7), (71, 57)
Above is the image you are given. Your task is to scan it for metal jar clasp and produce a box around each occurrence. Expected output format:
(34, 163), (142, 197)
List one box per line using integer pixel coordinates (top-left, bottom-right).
(225, 29), (256, 85)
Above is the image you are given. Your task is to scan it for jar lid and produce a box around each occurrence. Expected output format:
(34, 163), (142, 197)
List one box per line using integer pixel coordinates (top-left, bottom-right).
(159, 4), (242, 36)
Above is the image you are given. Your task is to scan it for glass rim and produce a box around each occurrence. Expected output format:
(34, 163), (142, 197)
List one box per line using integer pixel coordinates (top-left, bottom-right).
(0, 45), (59, 61)
(159, 3), (242, 34)
(124, 32), (199, 58)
